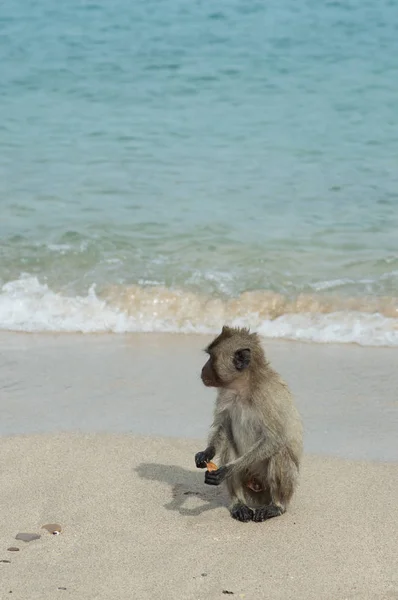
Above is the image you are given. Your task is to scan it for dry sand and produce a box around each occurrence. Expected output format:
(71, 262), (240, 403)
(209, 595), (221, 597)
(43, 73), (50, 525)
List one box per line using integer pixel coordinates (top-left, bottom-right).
(0, 433), (397, 600)
(0, 332), (397, 599)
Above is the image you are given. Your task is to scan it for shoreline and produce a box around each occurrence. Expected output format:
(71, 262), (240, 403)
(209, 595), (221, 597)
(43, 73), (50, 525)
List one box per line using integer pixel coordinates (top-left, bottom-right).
(1, 326), (396, 348)
(3, 327), (389, 355)
(1, 275), (398, 347)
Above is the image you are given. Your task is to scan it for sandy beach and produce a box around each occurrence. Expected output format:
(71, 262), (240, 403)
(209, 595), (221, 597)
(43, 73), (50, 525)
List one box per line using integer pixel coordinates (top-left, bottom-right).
(1, 332), (397, 599)
(0, 434), (397, 600)
(3, 0), (398, 596)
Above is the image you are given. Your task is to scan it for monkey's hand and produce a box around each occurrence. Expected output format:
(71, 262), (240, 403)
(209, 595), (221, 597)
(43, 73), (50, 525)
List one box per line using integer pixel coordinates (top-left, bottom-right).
(195, 447), (215, 469)
(204, 466), (228, 486)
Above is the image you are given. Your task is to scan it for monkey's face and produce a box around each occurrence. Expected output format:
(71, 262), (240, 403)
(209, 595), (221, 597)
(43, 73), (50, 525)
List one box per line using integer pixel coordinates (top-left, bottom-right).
(201, 346), (251, 388)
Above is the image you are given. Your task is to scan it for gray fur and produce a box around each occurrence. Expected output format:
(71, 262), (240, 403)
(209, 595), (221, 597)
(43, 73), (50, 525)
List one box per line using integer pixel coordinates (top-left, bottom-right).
(197, 326), (303, 521)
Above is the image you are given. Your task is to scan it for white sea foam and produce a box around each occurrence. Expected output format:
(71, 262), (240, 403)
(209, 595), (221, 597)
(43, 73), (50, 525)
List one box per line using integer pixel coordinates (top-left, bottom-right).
(0, 275), (397, 346)
(257, 313), (398, 347)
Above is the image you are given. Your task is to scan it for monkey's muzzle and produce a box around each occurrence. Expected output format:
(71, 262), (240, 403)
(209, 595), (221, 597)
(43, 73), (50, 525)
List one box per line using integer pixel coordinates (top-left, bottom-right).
(201, 366), (213, 387)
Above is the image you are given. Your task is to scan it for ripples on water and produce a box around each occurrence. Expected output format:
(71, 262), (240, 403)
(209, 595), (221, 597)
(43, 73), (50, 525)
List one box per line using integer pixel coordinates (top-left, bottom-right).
(0, 0), (397, 344)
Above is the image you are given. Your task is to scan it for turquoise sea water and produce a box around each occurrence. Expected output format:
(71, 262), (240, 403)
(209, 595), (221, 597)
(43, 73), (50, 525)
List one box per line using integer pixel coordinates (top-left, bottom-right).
(1, 0), (398, 344)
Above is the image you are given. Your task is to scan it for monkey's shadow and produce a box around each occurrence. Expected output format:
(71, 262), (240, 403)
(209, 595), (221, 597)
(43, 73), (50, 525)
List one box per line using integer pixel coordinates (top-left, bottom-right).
(135, 463), (228, 517)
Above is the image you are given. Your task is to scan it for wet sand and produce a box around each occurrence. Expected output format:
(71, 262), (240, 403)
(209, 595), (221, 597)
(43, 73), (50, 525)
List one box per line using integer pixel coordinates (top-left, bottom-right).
(1, 332), (397, 460)
(0, 332), (397, 598)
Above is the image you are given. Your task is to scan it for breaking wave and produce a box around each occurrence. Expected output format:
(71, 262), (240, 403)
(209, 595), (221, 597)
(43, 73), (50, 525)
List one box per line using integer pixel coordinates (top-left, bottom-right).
(0, 275), (397, 346)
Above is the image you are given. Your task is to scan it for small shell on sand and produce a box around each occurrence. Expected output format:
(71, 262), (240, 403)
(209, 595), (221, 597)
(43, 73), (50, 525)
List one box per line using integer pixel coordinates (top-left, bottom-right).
(42, 524), (62, 535)
(7, 547), (20, 552)
(15, 533), (41, 542)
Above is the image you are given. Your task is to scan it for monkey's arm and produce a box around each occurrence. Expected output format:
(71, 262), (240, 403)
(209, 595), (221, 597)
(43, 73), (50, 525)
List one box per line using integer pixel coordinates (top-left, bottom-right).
(195, 422), (226, 469)
(228, 433), (280, 473)
(204, 429), (282, 485)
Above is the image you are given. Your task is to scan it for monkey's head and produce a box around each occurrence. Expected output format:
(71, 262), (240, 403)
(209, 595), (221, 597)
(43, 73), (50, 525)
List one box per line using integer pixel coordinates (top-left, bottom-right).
(201, 326), (264, 388)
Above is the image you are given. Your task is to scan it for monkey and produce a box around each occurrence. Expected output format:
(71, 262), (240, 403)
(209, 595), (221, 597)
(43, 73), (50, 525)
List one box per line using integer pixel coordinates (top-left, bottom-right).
(195, 326), (303, 523)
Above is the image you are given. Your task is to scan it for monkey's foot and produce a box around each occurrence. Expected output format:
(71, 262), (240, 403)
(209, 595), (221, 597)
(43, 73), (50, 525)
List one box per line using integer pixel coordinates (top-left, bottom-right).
(230, 504), (253, 523)
(253, 504), (284, 522)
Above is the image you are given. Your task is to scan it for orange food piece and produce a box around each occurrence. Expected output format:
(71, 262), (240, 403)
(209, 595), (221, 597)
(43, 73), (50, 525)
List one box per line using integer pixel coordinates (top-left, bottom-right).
(206, 461), (218, 471)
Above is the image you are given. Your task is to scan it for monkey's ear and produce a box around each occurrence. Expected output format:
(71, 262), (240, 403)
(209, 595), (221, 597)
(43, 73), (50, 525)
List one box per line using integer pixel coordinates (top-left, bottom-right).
(233, 348), (251, 371)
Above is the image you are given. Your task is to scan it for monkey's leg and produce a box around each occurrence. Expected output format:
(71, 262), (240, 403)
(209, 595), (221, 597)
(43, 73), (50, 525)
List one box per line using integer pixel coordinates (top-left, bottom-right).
(227, 476), (253, 523)
(252, 451), (298, 523)
(220, 445), (253, 522)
